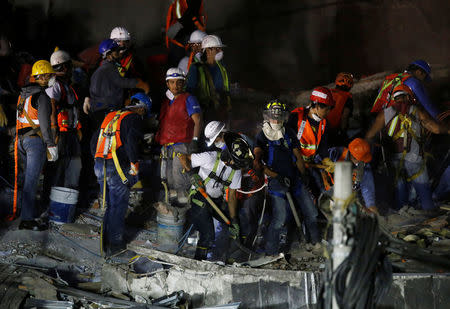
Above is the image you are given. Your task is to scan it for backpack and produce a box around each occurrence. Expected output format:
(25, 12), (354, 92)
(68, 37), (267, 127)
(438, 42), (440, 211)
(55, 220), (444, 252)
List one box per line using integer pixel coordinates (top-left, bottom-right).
(371, 72), (411, 113)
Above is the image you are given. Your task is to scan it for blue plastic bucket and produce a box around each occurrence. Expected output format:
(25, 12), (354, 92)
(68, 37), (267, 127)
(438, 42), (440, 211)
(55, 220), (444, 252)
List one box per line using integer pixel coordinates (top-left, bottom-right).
(49, 187), (78, 223)
(157, 212), (185, 253)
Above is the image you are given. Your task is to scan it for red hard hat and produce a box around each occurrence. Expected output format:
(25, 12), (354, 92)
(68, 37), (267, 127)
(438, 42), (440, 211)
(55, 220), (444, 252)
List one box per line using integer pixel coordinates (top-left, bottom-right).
(348, 138), (372, 163)
(335, 72), (354, 88)
(310, 86), (335, 107)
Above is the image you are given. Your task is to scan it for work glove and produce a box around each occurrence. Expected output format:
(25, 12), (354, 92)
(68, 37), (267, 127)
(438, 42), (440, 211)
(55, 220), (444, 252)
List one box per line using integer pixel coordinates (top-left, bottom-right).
(0, 105), (7, 127)
(229, 218), (240, 240)
(276, 174), (291, 189)
(189, 138), (199, 153)
(47, 146), (58, 162)
(143, 133), (154, 145)
(189, 173), (204, 189)
(167, 21), (183, 39)
(127, 162), (139, 187)
(322, 157), (335, 173)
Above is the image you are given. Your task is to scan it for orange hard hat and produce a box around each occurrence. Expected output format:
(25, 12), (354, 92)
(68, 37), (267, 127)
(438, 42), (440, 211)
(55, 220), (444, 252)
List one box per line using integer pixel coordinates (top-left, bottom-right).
(335, 72), (354, 89)
(392, 84), (414, 99)
(348, 138), (372, 163)
(310, 86), (335, 107)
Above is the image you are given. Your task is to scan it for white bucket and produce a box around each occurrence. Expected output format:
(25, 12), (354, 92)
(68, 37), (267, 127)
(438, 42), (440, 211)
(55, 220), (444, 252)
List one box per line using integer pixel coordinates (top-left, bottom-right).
(49, 186), (78, 223)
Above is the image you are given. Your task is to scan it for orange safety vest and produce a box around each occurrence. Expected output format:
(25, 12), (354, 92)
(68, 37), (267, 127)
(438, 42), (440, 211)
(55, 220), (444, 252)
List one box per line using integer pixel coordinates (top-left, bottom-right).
(55, 81), (81, 132)
(119, 53), (133, 77)
(291, 107), (327, 161)
(327, 88), (352, 129)
(16, 95), (39, 130)
(165, 0), (206, 49)
(94, 110), (133, 160)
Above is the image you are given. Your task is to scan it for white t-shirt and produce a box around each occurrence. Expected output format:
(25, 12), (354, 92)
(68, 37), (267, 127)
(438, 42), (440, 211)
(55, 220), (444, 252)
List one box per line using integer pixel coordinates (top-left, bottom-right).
(45, 82), (79, 129)
(191, 151), (242, 199)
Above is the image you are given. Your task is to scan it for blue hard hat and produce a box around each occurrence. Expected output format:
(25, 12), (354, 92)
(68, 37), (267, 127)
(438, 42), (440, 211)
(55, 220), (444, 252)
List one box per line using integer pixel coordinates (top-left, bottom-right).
(99, 39), (119, 58)
(130, 92), (152, 117)
(410, 59), (432, 81)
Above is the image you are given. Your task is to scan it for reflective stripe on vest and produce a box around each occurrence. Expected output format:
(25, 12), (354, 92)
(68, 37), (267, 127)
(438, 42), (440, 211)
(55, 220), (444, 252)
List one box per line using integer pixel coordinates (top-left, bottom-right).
(17, 95), (40, 128)
(165, 0), (206, 49)
(119, 53), (133, 77)
(292, 107), (326, 161)
(197, 61), (229, 103)
(203, 152), (236, 192)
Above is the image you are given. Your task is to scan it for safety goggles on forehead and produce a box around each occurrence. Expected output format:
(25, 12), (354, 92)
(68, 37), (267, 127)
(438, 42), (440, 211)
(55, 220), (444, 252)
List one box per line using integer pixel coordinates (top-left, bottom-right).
(166, 73), (185, 79)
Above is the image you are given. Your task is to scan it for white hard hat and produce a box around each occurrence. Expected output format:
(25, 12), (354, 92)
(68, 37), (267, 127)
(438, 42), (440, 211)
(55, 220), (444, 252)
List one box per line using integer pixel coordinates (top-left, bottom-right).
(201, 35), (226, 49)
(188, 30), (207, 44)
(50, 50), (71, 66)
(110, 26), (131, 41)
(166, 67), (185, 81)
(204, 121), (226, 147)
(177, 56), (189, 75)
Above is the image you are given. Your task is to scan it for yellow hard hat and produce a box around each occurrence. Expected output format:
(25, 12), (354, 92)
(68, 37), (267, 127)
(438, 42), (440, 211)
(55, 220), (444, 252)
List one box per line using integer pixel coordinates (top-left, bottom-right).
(31, 60), (56, 76)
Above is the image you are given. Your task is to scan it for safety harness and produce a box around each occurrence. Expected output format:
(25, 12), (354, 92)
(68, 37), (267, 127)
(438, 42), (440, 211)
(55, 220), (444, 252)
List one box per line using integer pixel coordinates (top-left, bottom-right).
(386, 106), (427, 182)
(95, 110), (133, 186)
(190, 152), (236, 207)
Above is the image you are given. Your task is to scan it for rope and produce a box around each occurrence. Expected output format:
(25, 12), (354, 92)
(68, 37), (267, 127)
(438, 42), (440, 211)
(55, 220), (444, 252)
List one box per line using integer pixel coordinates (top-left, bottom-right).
(236, 183), (267, 195)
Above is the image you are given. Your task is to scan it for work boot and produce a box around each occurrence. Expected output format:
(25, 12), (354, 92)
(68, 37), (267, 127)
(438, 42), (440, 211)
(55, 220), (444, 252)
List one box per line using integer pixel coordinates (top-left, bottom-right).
(19, 219), (48, 231)
(194, 246), (208, 261)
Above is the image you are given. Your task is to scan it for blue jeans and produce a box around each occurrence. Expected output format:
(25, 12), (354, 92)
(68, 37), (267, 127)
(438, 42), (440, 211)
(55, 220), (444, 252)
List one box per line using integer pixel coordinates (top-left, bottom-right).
(265, 181), (320, 255)
(18, 136), (46, 221)
(94, 159), (136, 248)
(393, 159), (435, 210)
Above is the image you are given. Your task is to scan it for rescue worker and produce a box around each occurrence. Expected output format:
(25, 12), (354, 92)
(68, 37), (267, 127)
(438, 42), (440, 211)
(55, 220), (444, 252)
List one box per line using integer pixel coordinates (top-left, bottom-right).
(155, 68), (202, 207)
(365, 84), (450, 211)
(178, 30), (207, 74)
(287, 86), (335, 197)
(16, 60), (58, 230)
(326, 138), (378, 214)
(254, 101), (320, 256)
(91, 92), (152, 256)
(110, 26), (144, 78)
(204, 120), (264, 251)
(371, 60), (440, 119)
(186, 34), (231, 122)
(178, 132), (253, 261)
(327, 72), (354, 146)
(46, 49), (82, 190)
(86, 39), (150, 128)
(165, 0), (206, 67)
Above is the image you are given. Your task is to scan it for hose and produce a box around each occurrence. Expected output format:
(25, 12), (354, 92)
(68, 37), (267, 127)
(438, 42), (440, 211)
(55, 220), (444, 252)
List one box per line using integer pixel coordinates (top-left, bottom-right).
(326, 214), (392, 309)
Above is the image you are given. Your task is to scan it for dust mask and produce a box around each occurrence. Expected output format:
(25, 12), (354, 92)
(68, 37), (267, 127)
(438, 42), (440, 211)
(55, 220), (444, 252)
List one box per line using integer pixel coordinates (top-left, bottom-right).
(311, 113), (322, 122)
(166, 89), (174, 100)
(270, 122), (283, 131)
(215, 51), (224, 61)
(214, 141), (226, 149)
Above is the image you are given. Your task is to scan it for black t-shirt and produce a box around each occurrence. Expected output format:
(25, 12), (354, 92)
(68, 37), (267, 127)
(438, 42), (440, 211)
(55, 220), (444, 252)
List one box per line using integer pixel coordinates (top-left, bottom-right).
(255, 127), (300, 179)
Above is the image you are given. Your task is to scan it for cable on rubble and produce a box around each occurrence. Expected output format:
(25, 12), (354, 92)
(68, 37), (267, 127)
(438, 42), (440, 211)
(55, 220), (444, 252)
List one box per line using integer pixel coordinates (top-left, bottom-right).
(333, 215), (392, 309)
